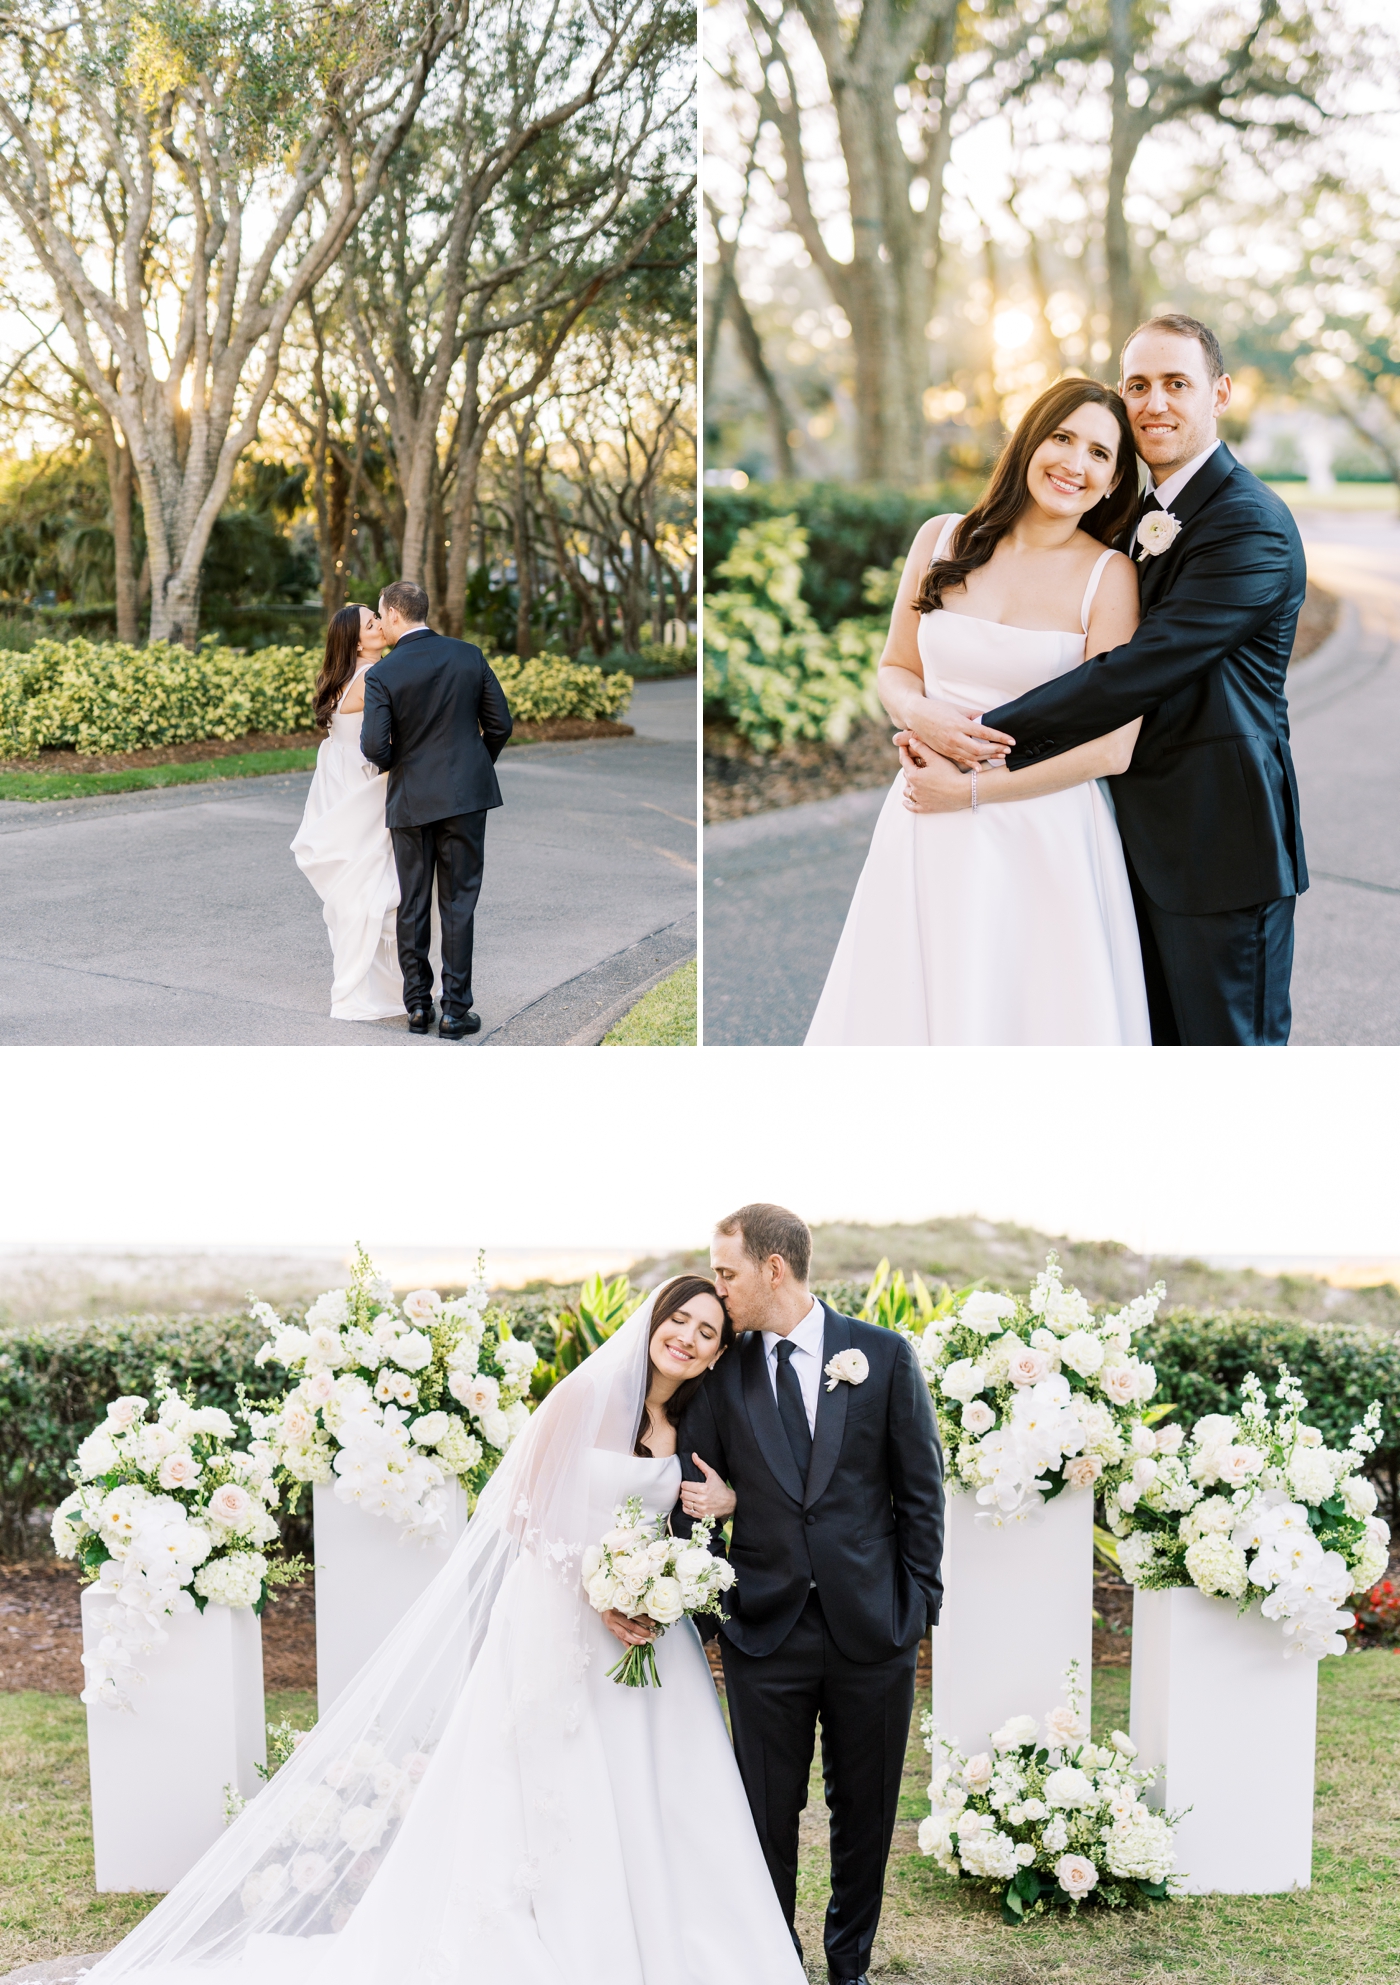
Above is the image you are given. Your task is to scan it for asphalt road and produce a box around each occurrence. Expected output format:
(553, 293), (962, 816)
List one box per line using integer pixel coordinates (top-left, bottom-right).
(0, 677), (697, 1047)
(704, 512), (1400, 1047)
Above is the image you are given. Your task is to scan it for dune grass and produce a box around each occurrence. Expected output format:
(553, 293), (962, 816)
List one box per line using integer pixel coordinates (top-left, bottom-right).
(602, 958), (697, 1046)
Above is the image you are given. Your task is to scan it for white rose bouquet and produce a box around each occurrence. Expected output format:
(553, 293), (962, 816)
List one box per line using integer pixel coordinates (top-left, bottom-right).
(582, 1495), (736, 1687)
(249, 1245), (540, 1536)
(1103, 1366), (1387, 1658)
(919, 1661), (1180, 1922)
(50, 1374), (297, 1709)
(907, 1255), (1167, 1522)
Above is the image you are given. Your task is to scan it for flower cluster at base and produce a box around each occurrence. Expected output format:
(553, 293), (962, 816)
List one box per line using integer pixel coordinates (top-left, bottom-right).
(918, 1663), (1179, 1923)
(908, 1255), (1166, 1522)
(583, 1495), (736, 1687)
(1104, 1367), (1388, 1658)
(50, 1377), (290, 1709)
(250, 1246), (540, 1537)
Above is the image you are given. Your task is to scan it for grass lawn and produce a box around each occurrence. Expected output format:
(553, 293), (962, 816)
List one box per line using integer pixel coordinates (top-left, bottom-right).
(602, 958), (697, 1045)
(795, 1652), (1400, 1983)
(0, 1688), (315, 1972)
(6, 1659), (1397, 1978)
(0, 748), (319, 803)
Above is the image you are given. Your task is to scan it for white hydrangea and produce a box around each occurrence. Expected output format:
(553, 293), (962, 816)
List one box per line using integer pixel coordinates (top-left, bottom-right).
(193, 1551), (267, 1609)
(1105, 1811), (1176, 1883)
(1116, 1530), (1158, 1584)
(957, 1828), (1021, 1879)
(1341, 1474), (1378, 1520)
(1184, 1533), (1250, 1599)
(1286, 1448), (1336, 1506)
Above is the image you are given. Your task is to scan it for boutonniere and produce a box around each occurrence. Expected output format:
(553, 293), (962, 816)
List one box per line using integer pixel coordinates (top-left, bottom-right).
(1136, 511), (1182, 558)
(824, 1349), (869, 1392)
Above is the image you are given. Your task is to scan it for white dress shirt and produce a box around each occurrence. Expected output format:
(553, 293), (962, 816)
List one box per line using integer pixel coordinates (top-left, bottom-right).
(1132, 439), (1221, 553)
(763, 1298), (826, 1435)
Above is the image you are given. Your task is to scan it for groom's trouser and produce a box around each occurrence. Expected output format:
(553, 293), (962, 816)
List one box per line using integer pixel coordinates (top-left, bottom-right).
(389, 810), (487, 1017)
(720, 1590), (917, 1983)
(1126, 857), (1294, 1045)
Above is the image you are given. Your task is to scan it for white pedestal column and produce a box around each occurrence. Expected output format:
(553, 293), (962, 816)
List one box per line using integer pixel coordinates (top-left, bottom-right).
(82, 1583), (266, 1893)
(313, 1482), (469, 1711)
(929, 1486), (1094, 1752)
(1129, 1586), (1317, 1893)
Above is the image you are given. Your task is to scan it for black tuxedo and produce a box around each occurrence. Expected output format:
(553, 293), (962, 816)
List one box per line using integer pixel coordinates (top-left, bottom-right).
(981, 446), (1307, 1044)
(676, 1309), (944, 1981)
(359, 628), (512, 1017)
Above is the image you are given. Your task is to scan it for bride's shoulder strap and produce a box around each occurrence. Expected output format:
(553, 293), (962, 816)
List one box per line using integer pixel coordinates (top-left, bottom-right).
(929, 513), (962, 562)
(1079, 547), (1118, 633)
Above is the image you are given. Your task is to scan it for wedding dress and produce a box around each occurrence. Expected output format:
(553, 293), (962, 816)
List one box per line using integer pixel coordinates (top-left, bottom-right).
(805, 514), (1150, 1046)
(84, 1299), (805, 1985)
(290, 663), (404, 1021)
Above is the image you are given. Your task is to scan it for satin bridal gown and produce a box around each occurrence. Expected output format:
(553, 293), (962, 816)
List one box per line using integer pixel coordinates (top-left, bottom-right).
(238, 1450), (804, 1985)
(806, 515), (1151, 1046)
(291, 664), (404, 1021)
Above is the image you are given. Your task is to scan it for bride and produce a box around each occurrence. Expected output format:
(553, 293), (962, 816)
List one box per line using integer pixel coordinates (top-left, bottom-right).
(82, 1278), (805, 1985)
(291, 606), (405, 1023)
(805, 377), (1151, 1047)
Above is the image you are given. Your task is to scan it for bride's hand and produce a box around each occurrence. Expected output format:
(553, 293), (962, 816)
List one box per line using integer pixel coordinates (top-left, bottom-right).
(896, 736), (977, 814)
(679, 1454), (736, 1522)
(904, 696), (1013, 770)
(602, 1608), (657, 1647)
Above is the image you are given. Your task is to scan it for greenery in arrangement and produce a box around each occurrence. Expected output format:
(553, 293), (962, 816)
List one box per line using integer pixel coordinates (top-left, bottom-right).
(602, 960), (698, 1046)
(702, 514), (890, 751)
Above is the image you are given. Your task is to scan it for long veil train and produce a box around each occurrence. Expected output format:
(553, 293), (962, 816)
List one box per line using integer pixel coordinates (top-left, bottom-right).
(85, 1296), (663, 1981)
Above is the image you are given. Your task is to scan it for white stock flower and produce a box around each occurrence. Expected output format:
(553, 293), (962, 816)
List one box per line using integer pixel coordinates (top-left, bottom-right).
(961, 1400), (996, 1436)
(941, 1359), (987, 1406)
(497, 1335), (541, 1381)
(1116, 1531), (1158, 1584)
(305, 1290), (350, 1331)
(1054, 1853), (1099, 1899)
(1041, 1815), (1069, 1852)
(1341, 1474), (1378, 1519)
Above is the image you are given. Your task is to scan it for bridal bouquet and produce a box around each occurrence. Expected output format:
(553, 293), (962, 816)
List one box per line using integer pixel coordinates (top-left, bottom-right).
(249, 1246), (540, 1536)
(908, 1255), (1166, 1521)
(582, 1495), (736, 1686)
(1103, 1366), (1388, 1657)
(919, 1662), (1179, 1921)
(50, 1375), (296, 1709)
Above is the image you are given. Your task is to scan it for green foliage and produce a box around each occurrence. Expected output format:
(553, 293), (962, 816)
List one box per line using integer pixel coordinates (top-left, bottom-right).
(0, 638), (320, 756)
(548, 1274), (644, 1378)
(703, 480), (972, 630)
(488, 652), (634, 725)
(702, 515), (886, 753)
(0, 1313), (288, 1556)
(857, 1258), (951, 1333)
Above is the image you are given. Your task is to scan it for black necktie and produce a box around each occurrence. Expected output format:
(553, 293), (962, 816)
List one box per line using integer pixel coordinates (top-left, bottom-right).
(775, 1340), (812, 1480)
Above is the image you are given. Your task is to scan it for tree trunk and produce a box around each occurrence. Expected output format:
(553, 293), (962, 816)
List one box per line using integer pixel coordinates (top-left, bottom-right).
(512, 433), (533, 660)
(97, 419), (139, 645)
(1105, 0), (1143, 375)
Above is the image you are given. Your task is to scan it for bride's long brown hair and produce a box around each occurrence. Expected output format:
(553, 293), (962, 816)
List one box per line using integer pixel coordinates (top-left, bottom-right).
(635, 1276), (733, 1457)
(313, 605), (369, 729)
(914, 378), (1138, 614)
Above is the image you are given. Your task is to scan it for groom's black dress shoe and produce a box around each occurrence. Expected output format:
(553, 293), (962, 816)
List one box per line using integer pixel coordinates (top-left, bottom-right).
(407, 1003), (435, 1034)
(439, 1009), (481, 1039)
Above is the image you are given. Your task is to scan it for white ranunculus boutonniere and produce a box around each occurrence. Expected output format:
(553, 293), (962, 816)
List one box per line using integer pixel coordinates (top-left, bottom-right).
(825, 1348), (870, 1392)
(1136, 511), (1182, 558)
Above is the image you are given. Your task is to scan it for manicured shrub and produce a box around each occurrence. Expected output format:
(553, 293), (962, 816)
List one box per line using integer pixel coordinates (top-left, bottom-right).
(704, 479), (972, 629)
(488, 651), (633, 724)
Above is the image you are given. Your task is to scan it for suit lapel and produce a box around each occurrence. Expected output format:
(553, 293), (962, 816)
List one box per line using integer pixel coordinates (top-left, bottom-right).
(1136, 445), (1239, 606)
(803, 1307), (850, 1510)
(739, 1331), (805, 1505)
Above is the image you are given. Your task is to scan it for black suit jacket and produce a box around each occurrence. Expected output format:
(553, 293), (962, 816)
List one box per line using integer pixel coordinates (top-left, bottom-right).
(360, 628), (512, 830)
(674, 1307), (944, 1664)
(981, 446), (1308, 917)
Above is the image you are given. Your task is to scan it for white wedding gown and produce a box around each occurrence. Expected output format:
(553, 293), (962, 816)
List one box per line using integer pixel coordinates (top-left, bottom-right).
(290, 664), (404, 1021)
(805, 514), (1150, 1046)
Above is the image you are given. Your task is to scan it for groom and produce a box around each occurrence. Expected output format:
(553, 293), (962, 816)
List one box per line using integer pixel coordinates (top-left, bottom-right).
(360, 581), (512, 1039)
(918, 313), (1308, 1046)
(674, 1204), (944, 1985)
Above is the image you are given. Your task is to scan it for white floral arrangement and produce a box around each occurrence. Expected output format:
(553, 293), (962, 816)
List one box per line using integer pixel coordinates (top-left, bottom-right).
(248, 1246), (540, 1537)
(582, 1494), (736, 1686)
(919, 1662), (1179, 1921)
(907, 1255), (1166, 1522)
(1103, 1366), (1388, 1658)
(50, 1375), (294, 1710)
(234, 1734), (434, 1923)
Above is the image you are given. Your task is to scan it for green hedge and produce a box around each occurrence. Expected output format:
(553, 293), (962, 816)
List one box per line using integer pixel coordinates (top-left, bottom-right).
(704, 480), (975, 630)
(488, 652), (632, 724)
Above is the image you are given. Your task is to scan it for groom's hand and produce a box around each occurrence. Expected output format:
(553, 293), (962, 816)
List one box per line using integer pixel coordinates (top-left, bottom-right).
(897, 737), (977, 814)
(679, 1455), (736, 1522)
(902, 696), (1013, 769)
(602, 1608), (656, 1647)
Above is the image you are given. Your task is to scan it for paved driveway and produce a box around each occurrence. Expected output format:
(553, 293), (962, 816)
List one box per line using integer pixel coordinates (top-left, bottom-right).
(0, 678), (697, 1046)
(704, 518), (1400, 1046)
